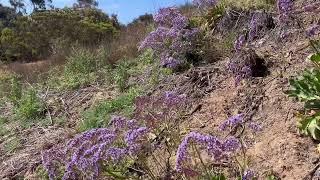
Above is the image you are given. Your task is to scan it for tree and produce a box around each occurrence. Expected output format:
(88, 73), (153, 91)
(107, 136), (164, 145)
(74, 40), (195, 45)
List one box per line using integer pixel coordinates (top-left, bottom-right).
(74, 0), (98, 8)
(30, 0), (52, 11)
(0, 4), (18, 29)
(9, 0), (25, 13)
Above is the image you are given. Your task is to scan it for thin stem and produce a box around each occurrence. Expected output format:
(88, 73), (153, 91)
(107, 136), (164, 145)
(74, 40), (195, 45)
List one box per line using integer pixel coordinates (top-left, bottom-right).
(192, 143), (211, 179)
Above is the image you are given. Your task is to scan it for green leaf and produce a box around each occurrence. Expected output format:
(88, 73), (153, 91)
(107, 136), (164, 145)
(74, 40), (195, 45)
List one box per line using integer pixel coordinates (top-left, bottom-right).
(210, 174), (226, 180)
(311, 53), (320, 64)
(305, 100), (320, 109)
(298, 114), (320, 140)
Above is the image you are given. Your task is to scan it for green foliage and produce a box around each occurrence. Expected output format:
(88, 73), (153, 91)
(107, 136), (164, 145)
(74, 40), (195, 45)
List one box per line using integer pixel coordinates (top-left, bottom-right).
(288, 51), (320, 140)
(288, 69), (320, 101)
(0, 6), (119, 62)
(79, 87), (141, 132)
(0, 117), (10, 136)
(114, 61), (130, 92)
(204, 4), (226, 28)
(8, 75), (22, 106)
(47, 47), (110, 90)
(15, 88), (45, 122)
(35, 166), (50, 180)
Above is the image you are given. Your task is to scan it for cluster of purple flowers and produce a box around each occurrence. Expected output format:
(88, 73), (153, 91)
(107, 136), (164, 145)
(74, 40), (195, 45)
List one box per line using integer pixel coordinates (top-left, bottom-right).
(306, 24), (320, 37)
(220, 114), (262, 133)
(242, 169), (255, 180)
(42, 91), (187, 179)
(175, 132), (240, 173)
(193, 0), (218, 9)
(42, 118), (148, 180)
(134, 91), (186, 128)
(175, 113), (262, 177)
(277, 0), (320, 23)
(219, 114), (244, 131)
(139, 7), (199, 69)
(229, 59), (252, 86)
(277, 0), (293, 20)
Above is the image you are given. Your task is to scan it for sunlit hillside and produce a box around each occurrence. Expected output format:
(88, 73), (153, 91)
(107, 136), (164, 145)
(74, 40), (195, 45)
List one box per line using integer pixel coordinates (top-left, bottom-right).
(0, 0), (320, 179)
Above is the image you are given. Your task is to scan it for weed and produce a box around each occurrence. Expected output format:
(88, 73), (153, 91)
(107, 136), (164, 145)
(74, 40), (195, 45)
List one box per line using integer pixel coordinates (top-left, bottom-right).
(0, 72), (22, 105)
(288, 39), (320, 140)
(114, 60), (130, 92)
(47, 47), (110, 90)
(15, 88), (45, 123)
(79, 87), (141, 132)
(0, 117), (9, 136)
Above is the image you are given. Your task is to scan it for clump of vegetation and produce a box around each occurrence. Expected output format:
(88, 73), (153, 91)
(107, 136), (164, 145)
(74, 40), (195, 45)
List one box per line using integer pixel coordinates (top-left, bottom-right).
(288, 41), (320, 140)
(285, 1), (320, 140)
(0, 72), (45, 125)
(139, 7), (200, 70)
(15, 87), (45, 122)
(43, 90), (262, 179)
(114, 60), (130, 92)
(79, 87), (141, 132)
(47, 47), (110, 90)
(0, 0), (120, 62)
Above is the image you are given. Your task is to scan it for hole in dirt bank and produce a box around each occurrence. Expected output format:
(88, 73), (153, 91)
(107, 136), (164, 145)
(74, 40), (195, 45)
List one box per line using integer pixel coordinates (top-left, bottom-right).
(251, 57), (269, 77)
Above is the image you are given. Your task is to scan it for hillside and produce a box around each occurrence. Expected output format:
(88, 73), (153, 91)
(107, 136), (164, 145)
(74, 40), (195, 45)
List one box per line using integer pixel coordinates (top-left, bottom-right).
(1, 0), (320, 179)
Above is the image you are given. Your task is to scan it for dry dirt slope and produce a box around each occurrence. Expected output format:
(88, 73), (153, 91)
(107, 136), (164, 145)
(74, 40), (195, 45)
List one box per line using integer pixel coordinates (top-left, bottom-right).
(184, 30), (319, 179)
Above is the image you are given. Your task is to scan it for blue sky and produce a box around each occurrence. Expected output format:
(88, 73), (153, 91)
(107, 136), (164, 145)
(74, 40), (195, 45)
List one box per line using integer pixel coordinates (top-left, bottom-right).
(0, 0), (191, 24)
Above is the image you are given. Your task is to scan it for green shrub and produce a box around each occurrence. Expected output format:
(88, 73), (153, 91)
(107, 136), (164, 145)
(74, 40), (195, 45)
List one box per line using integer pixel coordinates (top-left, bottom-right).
(15, 88), (45, 122)
(79, 87), (141, 132)
(0, 71), (21, 100)
(0, 7), (120, 62)
(288, 51), (320, 140)
(114, 61), (130, 92)
(47, 47), (110, 90)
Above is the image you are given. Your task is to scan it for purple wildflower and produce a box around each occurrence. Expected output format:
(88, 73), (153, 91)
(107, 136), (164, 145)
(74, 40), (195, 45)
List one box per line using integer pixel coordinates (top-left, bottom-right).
(42, 147), (66, 180)
(110, 115), (127, 130)
(139, 7), (199, 69)
(302, 2), (320, 13)
(234, 34), (246, 52)
(176, 132), (240, 173)
(176, 132), (209, 172)
(220, 114), (244, 131)
(223, 136), (240, 152)
(154, 7), (188, 29)
(248, 122), (262, 132)
(106, 147), (127, 162)
(164, 91), (186, 106)
(306, 24), (320, 37)
(127, 119), (138, 129)
(277, 0), (293, 15)
(125, 127), (148, 145)
(243, 169), (255, 180)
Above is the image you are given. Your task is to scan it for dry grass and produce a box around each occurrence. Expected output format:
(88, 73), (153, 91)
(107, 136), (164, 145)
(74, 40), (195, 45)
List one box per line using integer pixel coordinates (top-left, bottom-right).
(0, 56), (67, 83)
(106, 23), (153, 64)
(222, 0), (276, 10)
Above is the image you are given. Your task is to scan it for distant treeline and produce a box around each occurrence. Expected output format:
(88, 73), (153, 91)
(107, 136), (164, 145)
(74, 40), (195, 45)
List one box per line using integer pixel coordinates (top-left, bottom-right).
(0, 0), (153, 63)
